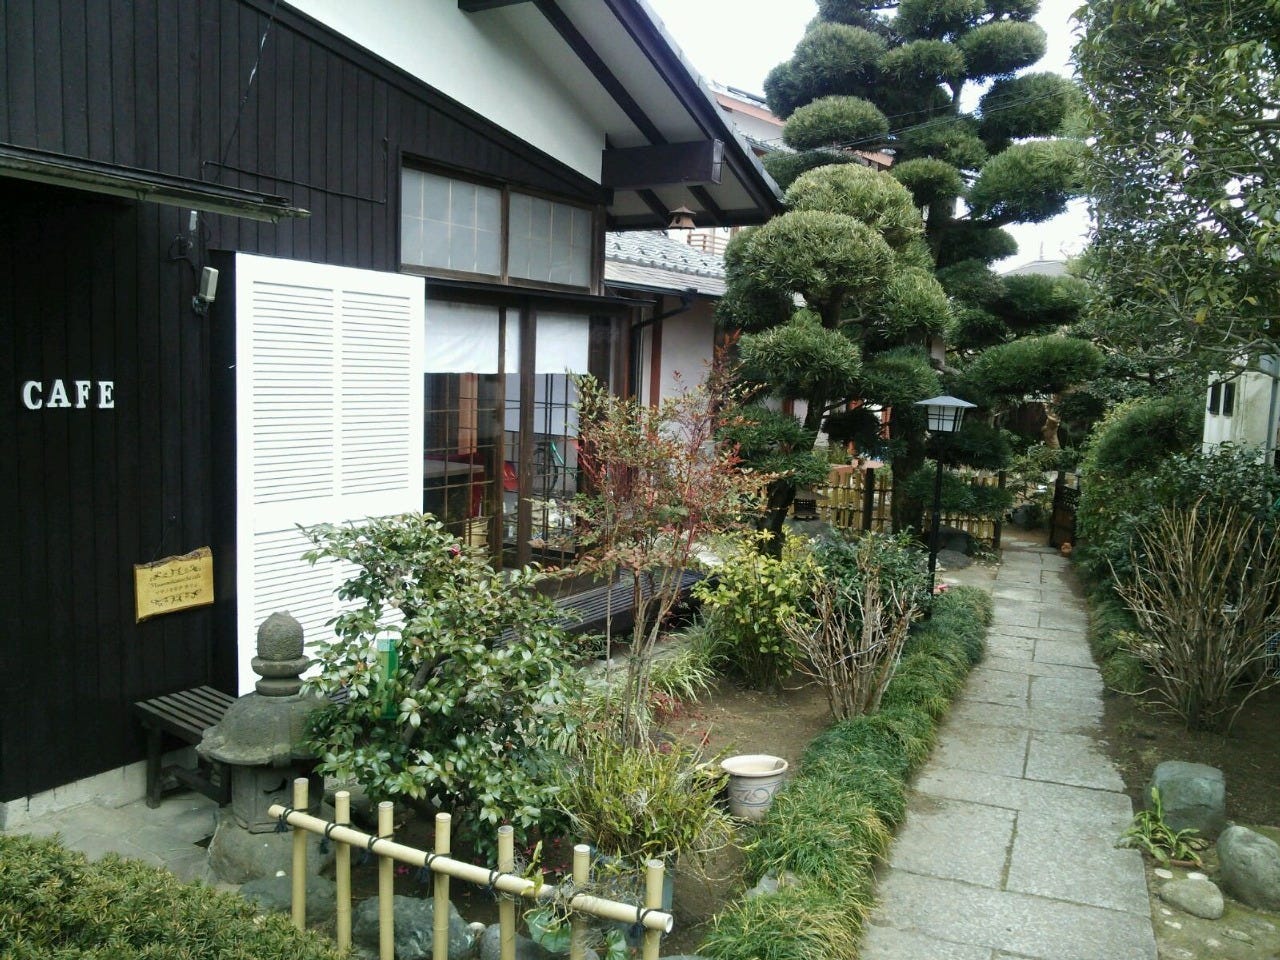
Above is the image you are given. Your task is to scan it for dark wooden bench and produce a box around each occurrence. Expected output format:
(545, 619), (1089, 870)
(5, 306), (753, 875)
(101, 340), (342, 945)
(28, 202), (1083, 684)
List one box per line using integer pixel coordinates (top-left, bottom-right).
(134, 684), (353, 808)
(133, 686), (236, 808)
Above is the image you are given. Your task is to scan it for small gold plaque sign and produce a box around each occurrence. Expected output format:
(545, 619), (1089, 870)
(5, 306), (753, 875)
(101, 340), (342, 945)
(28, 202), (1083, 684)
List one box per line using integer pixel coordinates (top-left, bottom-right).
(134, 547), (215, 622)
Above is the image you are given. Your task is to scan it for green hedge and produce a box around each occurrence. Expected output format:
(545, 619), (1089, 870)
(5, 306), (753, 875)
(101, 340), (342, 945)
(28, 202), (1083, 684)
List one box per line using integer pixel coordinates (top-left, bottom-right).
(699, 587), (993, 960)
(0, 833), (343, 960)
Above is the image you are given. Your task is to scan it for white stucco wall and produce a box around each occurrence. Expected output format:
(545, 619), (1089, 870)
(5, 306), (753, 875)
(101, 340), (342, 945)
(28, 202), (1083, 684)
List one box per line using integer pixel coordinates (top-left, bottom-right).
(1202, 369), (1278, 456)
(289, 1), (604, 179)
(657, 303), (716, 402)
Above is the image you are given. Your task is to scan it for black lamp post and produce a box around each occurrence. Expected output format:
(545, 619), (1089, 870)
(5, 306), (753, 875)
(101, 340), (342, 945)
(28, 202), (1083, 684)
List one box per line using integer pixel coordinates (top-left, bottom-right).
(915, 395), (976, 598)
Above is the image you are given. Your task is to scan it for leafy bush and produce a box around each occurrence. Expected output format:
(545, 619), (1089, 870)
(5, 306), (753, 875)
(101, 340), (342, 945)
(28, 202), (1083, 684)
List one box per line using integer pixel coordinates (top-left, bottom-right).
(301, 514), (583, 857)
(693, 534), (820, 690)
(903, 463), (1014, 519)
(700, 587), (990, 960)
(1081, 393), (1202, 480)
(0, 833), (343, 959)
(1077, 442), (1280, 582)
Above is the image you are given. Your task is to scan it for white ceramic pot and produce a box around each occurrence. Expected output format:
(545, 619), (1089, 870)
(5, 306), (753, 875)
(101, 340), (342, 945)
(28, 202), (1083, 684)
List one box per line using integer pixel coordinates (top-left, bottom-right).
(721, 754), (789, 821)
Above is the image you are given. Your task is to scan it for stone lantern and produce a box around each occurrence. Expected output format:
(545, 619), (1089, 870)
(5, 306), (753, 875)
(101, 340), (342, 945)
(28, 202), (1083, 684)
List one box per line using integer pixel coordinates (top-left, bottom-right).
(200, 611), (327, 831)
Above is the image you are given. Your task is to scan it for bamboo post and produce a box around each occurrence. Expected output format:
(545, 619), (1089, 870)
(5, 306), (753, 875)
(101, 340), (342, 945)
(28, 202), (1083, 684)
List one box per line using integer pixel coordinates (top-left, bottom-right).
(335, 790), (352, 954)
(291, 778), (308, 931)
(569, 844), (590, 960)
(641, 859), (665, 960)
(498, 825), (516, 960)
(433, 813), (451, 960)
(378, 801), (395, 960)
(862, 466), (875, 532)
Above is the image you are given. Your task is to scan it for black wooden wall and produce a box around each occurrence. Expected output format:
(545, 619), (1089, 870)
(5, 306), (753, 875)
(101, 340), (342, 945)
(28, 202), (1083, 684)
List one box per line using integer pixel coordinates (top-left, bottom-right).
(0, 0), (606, 802)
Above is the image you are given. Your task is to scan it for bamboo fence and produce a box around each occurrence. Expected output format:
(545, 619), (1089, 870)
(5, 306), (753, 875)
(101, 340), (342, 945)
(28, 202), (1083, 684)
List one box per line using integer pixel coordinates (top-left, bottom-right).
(270, 779), (672, 960)
(815, 466), (1005, 547)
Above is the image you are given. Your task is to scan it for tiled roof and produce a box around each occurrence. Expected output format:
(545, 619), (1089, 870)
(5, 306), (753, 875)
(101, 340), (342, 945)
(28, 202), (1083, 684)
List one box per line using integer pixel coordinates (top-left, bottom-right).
(604, 231), (727, 298)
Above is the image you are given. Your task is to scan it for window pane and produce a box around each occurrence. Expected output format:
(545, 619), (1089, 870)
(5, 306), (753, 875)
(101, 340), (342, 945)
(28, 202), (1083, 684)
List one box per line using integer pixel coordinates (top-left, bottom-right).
(402, 169), (500, 277)
(507, 191), (592, 288)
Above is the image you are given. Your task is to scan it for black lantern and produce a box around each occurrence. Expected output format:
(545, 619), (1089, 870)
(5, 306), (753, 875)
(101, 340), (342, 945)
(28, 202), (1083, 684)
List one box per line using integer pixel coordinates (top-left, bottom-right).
(915, 395), (976, 599)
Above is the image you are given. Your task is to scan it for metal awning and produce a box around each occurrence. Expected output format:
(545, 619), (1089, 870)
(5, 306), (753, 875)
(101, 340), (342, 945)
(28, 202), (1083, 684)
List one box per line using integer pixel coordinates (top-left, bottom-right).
(0, 143), (310, 223)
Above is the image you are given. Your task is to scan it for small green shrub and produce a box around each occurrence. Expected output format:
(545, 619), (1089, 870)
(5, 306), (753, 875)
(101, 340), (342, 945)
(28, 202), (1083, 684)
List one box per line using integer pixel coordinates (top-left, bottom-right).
(700, 884), (864, 960)
(0, 834), (343, 959)
(694, 534), (819, 690)
(792, 532), (929, 719)
(301, 514), (583, 858)
(747, 782), (891, 890)
(554, 731), (733, 869)
(1086, 595), (1148, 694)
(1117, 787), (1208, 866)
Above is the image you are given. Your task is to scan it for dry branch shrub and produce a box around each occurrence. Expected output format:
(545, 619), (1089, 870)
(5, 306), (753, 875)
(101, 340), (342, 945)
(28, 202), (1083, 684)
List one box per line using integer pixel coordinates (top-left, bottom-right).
(1114, 499), (1280, 731)
(786, 532), (928, 720)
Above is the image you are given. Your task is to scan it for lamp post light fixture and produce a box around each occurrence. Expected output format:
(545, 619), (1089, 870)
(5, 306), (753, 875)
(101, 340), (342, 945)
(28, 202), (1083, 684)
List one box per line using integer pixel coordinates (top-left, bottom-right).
(915, 395), (977, 599)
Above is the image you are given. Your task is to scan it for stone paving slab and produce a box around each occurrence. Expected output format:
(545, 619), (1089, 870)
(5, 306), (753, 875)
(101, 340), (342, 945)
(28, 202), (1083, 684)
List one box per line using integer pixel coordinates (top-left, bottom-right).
(861, 923), (995, 960)
(986, 633), (1036, 660)
(931, 719), (1030, 778)
(1006, 812), (1151, 916)
(1030, 674), (1107, 708)
(986, 655), (1103, 688)
(993, 586), (1046, 603)
(962, 668), (1031, 708)
(946, 697), (1101, 735)
(990, 624), (1087, 644)
(992, 603), (1041, 627)
(912, 767), (1135, 829)
(1025, 731), (1126, 792)
(872, 872), (1157, 960)
(1034, 638), (1100, 670)
(887, 795), (1016, 888)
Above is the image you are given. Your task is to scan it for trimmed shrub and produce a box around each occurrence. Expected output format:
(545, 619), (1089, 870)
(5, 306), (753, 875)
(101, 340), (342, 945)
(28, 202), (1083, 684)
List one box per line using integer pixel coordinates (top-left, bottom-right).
(0, 833), (343, 960)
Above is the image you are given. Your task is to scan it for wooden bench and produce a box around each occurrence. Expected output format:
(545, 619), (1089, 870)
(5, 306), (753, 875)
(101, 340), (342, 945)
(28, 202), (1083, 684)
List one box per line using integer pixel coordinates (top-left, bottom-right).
(133, 686), (235, 808)
(134, 685), (352, 808)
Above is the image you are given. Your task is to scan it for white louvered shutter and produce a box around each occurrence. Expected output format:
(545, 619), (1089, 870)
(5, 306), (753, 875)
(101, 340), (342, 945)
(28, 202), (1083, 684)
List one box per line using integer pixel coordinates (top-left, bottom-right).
(235, 254), (424, 693)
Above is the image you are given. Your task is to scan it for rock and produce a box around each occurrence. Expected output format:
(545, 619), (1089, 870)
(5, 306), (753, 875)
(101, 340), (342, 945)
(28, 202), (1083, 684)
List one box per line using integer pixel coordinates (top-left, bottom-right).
(936, 525), (974, 554)
(936, 548), (972, 570)
(1159, 878), (1224, 919)
(1218, 825), (1280, 911)
(353, 895), (474, 960)
(1149, 761), (1227, 839)
(1224, 928), (1255, 944)
(745, 873), (779, 899)
(240, 874), (336, 915)
(1153, 868), (1174, 880)
(476, 923), (599, 960)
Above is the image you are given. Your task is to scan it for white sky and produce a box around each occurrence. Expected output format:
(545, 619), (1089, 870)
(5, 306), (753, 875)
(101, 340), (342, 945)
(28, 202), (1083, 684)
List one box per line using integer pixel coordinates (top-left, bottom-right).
(644, 0), (1090, 270)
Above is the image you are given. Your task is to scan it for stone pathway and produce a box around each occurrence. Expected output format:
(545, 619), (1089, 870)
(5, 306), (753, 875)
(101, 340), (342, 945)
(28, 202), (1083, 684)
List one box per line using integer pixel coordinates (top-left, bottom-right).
(862, 535), (1158, 960)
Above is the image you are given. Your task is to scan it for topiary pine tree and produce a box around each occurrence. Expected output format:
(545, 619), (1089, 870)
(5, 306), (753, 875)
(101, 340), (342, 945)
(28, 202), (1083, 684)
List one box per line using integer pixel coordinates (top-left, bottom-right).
(722, 0), (1093, 538)
(763, 0), (1084, 281)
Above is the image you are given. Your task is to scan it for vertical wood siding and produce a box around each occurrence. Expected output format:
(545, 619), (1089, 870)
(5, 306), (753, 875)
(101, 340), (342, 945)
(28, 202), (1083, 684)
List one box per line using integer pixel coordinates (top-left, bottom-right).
(0, 0), (605, 801)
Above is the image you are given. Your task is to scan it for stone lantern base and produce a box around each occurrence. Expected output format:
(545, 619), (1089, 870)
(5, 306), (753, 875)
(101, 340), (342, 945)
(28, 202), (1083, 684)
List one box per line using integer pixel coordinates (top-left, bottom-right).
(208, 805), (336, 884)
